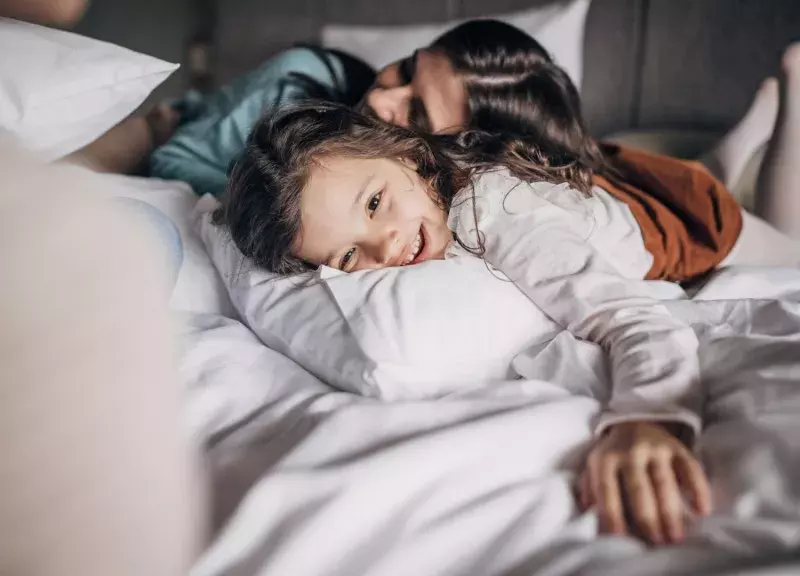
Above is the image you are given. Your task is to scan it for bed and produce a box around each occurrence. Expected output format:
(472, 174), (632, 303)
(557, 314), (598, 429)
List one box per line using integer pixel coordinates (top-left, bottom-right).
(4, 8), (800, 576)
(179, 259), (800, 576)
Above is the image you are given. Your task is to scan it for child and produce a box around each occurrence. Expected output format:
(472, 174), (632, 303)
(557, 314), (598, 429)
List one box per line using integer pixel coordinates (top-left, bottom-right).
(212, 43), (800, 549)
(213, 100), (732, 546)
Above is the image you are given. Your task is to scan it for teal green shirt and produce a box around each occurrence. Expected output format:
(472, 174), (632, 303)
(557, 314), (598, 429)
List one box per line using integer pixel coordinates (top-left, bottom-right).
(150, 47), (374, 197)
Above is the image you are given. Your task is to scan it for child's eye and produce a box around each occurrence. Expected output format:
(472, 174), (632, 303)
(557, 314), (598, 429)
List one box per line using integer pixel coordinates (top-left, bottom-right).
(340, 248), (356, 270)
(367, 191), (382, 214)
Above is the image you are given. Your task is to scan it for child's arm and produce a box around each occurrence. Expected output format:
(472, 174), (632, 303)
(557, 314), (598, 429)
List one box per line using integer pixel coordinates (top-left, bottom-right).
(451, 172), (711, 544)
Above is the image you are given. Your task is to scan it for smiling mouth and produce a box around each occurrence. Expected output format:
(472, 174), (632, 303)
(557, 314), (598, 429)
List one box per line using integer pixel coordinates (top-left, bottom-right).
(402, 226), (426, 266)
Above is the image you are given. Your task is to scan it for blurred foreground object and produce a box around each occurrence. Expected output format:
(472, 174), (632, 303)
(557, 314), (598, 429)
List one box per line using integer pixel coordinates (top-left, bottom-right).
(0, 137), (205, 576)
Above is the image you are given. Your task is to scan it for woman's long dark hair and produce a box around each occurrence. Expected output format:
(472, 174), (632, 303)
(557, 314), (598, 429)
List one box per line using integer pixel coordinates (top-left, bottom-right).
(431, 19), (606, 191)
(214, 101), (595, 275)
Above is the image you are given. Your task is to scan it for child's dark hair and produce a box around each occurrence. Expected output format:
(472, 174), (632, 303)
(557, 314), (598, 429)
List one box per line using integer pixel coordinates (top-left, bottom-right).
(214, 101), (597, 275)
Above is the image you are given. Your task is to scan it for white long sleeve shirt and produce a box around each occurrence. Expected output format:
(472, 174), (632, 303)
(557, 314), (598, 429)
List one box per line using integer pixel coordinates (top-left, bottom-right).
(447, 169), (702, 437)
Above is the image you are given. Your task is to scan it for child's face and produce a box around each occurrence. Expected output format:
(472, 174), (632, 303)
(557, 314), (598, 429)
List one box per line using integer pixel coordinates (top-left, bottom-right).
(294, 156), (453, 272)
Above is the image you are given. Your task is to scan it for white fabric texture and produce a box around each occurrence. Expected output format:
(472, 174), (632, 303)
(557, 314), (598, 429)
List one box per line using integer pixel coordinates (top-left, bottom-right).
(185, 267), (800, 576)
(198, 206), (563, 398)
(448, 169), (702, 436)
(102, 176), (234, 317)
(0, 18), (178, 161)
(721, 210), (800, 268)
(197, 208), (368, 394)
(321, 0), (592, 89)
(320, 257), (562, 399)
(180, 312), (330, 446)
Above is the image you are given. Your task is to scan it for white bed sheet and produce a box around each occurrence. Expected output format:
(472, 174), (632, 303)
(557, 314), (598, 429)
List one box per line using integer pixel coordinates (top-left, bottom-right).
(182, 265), (800, 576)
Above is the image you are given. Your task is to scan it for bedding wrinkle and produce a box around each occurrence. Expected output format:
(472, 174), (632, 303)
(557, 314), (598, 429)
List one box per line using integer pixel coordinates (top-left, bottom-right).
(191, 252), (800, 575)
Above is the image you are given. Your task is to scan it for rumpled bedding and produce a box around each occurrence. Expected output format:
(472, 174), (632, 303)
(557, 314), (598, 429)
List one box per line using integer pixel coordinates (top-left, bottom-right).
(182, 265), (800, 576)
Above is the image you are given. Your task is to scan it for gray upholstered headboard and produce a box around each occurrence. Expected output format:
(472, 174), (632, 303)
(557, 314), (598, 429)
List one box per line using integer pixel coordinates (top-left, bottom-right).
(77, 0), (800, 138)
(582, 0), (800, 136)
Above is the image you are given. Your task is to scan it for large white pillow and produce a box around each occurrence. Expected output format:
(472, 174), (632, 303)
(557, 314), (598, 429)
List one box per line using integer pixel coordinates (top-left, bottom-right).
(0, 18), (178, 161)
(197, 208), (371, 394)
(198, 208), (561, 399)
(322, 0), (592, 88)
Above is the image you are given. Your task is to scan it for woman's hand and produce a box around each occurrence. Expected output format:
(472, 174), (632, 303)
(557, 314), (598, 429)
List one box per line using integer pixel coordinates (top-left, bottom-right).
(577, 421), (712, 545)
(65, 103), (180, 174)
(144, 103), (181, 149)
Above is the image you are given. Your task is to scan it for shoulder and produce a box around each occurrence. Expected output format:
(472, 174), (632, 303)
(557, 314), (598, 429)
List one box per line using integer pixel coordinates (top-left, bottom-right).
(469, 168), (528, 199)
(448, 168), (590, 241)
(467, 168), (591, 218)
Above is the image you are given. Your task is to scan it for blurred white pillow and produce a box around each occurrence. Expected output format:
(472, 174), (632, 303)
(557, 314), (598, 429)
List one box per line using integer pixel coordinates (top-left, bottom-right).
(0, 18), (178, 161)
(322, 0), (592, 88)
(198, 209), (561, 399)
(101, 176), (235, 317)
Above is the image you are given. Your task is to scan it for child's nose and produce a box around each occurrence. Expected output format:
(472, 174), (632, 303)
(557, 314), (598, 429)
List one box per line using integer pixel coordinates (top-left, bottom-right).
(371, 229), (401, 267)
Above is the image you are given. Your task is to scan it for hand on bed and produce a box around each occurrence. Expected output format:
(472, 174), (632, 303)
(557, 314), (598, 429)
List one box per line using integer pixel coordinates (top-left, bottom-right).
(577, 421), (712, 546)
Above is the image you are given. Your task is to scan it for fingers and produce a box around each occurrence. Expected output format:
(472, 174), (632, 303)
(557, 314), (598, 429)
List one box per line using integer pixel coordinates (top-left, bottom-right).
(650, 454), (685, 543)
(578, 470), (595, 511)
(578, 471), (588, 510)
(675, 451), (713, 516)
(581, 423), (713, 547)
(590, 454), (626, 535)
(146, 104), (182, 149)
(622, 455), (664, 545)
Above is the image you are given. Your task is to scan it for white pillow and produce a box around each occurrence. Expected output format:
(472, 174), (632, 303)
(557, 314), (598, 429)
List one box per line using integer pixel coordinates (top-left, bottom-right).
(197, 209), (369, 394)
(198, 210), (561, 399)
(103, 176), (236, 317)
(0, 18), (178, 161)
(321, 0), (592, 89)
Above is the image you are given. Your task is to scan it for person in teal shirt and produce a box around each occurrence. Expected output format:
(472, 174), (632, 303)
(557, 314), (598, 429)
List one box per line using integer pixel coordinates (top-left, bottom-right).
(148, 20), (555, 198)
(150, 46), (375, 197)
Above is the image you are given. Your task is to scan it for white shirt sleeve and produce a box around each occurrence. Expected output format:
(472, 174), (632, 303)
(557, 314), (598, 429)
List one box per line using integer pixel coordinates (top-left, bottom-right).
(449, 171), (702, 438)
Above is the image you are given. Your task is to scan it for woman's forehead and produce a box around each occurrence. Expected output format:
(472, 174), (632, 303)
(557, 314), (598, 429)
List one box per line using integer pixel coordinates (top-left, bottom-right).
(413, 50), (467, 133)
(372, 49), (467, 133)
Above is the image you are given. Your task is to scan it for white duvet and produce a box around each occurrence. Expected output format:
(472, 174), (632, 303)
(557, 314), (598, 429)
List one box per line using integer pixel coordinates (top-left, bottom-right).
(182, 265), (800, 576)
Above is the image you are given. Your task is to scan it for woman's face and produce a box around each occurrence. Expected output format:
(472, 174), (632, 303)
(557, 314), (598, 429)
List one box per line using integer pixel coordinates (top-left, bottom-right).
(294, 156), (453, 272)
(361, 49), (467, 134)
